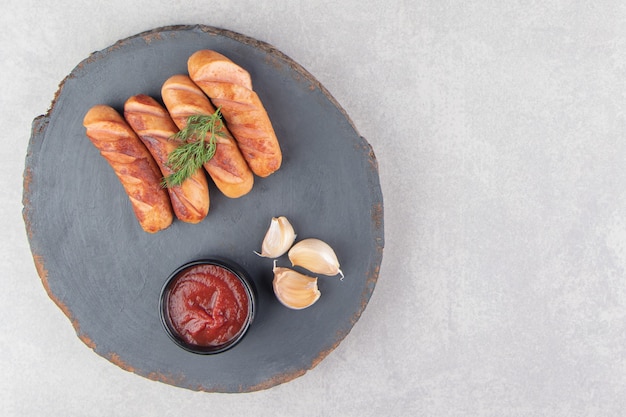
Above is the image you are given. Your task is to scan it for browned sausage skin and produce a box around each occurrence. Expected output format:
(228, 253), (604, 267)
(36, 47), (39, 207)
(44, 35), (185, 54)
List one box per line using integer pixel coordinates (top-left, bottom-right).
(162, 74), (254, 198)
(123, 94), (210, 223)
(83, 105), (173, 233)
(187, 50), (282, 178)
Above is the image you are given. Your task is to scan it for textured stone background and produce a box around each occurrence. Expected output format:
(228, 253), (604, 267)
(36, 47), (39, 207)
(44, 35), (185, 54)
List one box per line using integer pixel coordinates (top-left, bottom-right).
(3, 0), (626, 415)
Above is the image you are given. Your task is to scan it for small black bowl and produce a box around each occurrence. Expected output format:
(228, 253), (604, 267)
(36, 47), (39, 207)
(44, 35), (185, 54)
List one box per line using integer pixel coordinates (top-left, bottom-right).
(159, 258), (256, 355)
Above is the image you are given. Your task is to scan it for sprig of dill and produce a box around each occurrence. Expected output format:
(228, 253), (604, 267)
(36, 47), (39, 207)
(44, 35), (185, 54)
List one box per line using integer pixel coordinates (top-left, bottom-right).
(161, 109), (224, 187)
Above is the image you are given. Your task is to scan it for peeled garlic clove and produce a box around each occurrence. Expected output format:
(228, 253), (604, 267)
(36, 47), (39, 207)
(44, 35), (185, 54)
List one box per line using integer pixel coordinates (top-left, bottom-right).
(273, 261), (321, 310)
(255, 216), (296, 258)
(288, 238), (344, 279)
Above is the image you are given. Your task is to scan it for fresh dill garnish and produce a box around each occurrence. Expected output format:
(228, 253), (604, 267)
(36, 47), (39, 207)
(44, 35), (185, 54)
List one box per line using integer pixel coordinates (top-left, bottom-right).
(161, 108), (224, 187)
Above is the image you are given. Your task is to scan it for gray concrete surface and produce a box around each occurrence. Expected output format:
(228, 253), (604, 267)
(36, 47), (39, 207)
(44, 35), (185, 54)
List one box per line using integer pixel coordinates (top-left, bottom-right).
(3, 0), (626, 415)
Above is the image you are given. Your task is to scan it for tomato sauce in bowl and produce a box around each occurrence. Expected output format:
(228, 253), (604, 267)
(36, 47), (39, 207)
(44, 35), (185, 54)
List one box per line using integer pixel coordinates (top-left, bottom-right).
(160, 259), (255, 354)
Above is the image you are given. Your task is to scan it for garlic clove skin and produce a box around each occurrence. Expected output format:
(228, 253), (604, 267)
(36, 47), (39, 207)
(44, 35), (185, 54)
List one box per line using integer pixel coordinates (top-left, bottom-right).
(288, 238), (344, 279)
(273, 261), (321, 310)
(255, 216), (296, 258)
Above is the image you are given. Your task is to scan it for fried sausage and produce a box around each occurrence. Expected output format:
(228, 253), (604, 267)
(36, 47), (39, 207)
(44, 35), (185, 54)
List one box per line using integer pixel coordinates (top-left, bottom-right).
(161, 74), (254, 198)
(187, 50), (282, 178)
(123, 94), (210, 223)
(83, 105), (173, 233)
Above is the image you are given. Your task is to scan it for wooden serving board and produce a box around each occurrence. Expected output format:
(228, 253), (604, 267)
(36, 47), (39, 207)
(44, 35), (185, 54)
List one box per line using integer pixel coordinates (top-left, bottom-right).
(23, 25), (384, 392)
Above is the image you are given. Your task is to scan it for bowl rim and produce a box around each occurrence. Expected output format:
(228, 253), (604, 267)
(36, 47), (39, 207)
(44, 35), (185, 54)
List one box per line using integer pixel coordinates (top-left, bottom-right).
(159, 257), (256, 355)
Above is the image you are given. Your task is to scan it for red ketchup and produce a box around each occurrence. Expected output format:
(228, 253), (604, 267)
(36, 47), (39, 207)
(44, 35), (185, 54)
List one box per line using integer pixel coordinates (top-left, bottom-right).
(166, 263), (250, 347)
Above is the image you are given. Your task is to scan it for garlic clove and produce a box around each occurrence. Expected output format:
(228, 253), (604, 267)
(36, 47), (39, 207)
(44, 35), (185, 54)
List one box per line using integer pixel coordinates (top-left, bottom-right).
(288, 238), (344, 279)
(255, 216), (296, 258)
(273, 261), (321, 310)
